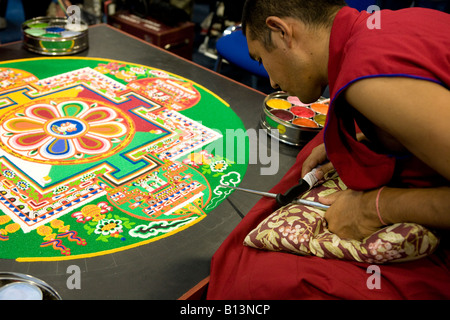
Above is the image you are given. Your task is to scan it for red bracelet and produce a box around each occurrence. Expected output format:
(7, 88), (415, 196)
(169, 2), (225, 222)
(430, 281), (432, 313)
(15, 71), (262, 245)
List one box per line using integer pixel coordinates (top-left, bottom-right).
(376, 186), (387, 225)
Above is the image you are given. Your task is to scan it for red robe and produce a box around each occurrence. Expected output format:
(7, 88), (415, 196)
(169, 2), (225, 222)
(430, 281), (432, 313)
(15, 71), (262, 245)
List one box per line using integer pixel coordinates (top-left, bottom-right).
(325, 6), (450, 190)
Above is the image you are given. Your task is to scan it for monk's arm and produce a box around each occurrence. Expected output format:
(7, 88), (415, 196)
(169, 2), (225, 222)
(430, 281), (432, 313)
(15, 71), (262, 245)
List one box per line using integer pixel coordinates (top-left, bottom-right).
(321, 77), (450, 239)
(345, 77), (450, 181)
(322, 186), (450, 240)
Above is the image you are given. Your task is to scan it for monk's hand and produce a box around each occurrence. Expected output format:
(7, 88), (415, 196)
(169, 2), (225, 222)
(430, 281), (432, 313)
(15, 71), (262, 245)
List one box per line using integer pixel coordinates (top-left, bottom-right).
(302, 143), (334, 181)
(319, 189), (383, 240)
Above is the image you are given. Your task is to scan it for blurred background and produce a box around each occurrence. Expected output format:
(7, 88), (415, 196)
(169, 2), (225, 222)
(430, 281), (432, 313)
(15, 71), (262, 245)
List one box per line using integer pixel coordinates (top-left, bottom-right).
(1, 0), (449, 94)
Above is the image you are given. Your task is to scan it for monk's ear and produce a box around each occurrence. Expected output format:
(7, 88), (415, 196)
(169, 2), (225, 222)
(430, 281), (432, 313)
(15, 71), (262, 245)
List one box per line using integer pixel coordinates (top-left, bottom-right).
(265, 16), (292, 42)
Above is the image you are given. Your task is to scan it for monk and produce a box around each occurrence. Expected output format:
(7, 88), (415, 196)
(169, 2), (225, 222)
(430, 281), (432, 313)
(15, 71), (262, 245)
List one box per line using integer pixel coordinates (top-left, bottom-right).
(243, 0), (450, 240)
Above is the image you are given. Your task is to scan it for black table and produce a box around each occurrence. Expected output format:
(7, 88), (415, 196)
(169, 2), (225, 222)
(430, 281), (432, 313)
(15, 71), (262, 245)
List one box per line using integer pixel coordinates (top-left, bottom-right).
(0, 24), (300, 299)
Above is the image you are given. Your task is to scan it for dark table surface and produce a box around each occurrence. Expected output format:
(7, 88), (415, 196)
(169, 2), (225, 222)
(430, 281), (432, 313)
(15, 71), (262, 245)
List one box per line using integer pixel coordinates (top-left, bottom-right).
(0, 24), (300, 299)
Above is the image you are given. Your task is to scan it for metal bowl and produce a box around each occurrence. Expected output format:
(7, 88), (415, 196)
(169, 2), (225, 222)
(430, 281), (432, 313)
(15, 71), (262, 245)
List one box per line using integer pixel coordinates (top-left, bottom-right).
(0, 272), (62, 300)
(22, 16), (88, 56)
(260, 91), (327, 146)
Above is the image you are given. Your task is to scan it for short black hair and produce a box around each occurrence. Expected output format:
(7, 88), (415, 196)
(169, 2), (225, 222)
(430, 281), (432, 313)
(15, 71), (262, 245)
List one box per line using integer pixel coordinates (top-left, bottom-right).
(242, 0), (347, 48)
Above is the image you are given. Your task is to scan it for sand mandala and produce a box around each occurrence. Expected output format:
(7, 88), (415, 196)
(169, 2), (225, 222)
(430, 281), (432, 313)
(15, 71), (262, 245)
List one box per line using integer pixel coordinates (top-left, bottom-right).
(0, 57), (248, 261)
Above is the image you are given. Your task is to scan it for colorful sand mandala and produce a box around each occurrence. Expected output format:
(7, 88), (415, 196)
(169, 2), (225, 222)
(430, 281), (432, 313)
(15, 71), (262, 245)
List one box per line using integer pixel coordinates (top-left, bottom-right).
(0, 57), (248, 261)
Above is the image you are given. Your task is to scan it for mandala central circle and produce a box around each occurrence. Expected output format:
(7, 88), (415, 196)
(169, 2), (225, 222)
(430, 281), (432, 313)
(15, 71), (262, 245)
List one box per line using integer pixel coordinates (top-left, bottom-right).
(45, 118), (89, 138)
(0, 97), (135, 164)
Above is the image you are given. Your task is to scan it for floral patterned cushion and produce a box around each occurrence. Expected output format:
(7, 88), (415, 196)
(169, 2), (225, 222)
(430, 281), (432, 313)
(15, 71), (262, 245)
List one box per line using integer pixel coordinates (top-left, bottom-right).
(243, 175), (440, 264)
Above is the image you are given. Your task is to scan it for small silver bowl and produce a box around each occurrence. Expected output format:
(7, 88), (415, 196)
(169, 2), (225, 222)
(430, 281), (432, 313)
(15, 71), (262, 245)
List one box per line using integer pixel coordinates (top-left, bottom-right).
(260, 91), (328, 146)
(22, 16), (89, 56)
(0, 272), (62, 300)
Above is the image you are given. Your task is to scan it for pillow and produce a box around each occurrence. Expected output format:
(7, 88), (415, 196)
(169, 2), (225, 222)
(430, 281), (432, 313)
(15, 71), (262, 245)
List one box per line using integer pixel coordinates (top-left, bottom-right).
(243, 176), (440, 264)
